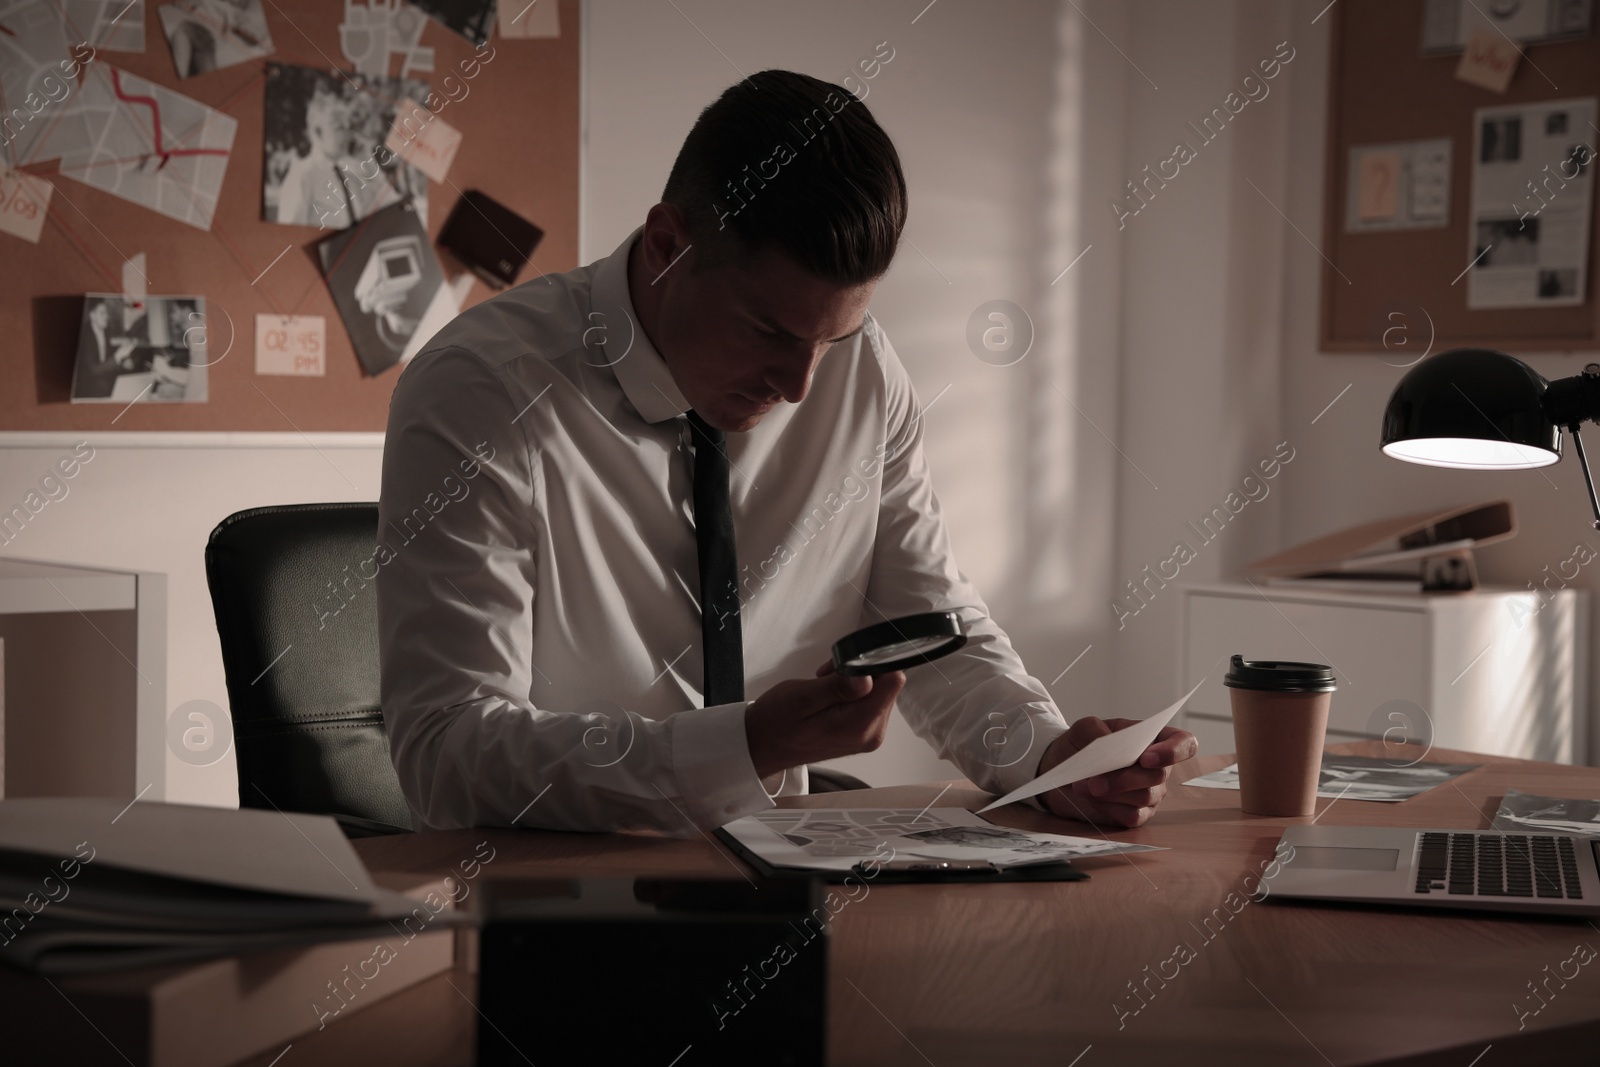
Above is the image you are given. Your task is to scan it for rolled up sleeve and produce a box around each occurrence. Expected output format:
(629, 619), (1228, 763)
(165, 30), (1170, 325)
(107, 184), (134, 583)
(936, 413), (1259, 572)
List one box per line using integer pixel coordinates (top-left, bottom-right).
(859, 317), (1071, 801)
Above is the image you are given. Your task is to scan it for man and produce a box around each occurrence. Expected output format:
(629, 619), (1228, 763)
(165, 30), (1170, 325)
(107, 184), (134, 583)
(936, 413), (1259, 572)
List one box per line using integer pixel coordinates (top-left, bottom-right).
(274, 89), (355, 227)
(377, 69), (1196, 835)
(73, 297), (141, 400)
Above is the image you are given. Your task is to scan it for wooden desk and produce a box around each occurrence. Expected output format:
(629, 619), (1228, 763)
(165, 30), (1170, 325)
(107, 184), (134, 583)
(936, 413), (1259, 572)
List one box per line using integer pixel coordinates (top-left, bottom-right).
(236, 741), (1600, 1067)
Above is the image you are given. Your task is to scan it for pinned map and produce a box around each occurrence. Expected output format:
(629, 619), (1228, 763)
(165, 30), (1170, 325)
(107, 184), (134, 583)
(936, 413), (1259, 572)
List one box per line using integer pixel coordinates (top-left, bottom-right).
(0, 0), (91, 166)
(63, 0), (147, 51)
(48, 63), (237, 229)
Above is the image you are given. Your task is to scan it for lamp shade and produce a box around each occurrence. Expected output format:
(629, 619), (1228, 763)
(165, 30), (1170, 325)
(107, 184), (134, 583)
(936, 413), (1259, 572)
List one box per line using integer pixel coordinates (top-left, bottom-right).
(1380, 348), (1561, 469)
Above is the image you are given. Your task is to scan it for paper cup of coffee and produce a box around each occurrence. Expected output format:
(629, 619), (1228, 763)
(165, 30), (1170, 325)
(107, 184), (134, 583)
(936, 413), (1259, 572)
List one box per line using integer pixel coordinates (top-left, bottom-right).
(1223, 655), (1336, 817)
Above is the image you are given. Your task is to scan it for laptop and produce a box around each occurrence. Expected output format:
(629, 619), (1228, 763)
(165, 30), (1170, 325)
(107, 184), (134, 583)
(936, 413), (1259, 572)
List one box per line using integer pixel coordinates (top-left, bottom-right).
(1268, 824), (1600, 917)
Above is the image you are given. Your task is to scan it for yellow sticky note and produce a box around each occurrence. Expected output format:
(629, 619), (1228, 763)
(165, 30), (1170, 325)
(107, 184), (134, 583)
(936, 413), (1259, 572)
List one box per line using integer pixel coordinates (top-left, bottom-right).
(385, 103), (462, 184)
(0, 167), (53, 244)
(1455, 27), (1519, 93)
(255, 314), (327, 376)
(500, 0), (559, 39)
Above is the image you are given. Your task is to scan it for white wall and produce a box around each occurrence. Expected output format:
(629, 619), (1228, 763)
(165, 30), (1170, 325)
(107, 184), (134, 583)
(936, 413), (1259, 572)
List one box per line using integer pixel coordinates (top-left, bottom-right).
(0, 436), (381, 804)
(1275, 4), (1600, 762)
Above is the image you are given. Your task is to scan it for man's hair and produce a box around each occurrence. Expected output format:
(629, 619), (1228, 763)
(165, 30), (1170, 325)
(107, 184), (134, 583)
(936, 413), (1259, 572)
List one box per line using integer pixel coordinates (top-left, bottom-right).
(661, 69), (907, 286)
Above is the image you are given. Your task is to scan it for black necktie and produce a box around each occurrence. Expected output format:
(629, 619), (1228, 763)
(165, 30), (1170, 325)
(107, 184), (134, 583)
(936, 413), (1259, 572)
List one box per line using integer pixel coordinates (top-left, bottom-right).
(686, 410), (744, 706)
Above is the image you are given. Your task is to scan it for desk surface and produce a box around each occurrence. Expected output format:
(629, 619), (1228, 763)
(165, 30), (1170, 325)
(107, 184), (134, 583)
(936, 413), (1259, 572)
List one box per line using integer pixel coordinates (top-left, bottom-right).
(248, 741), (1600, 1067)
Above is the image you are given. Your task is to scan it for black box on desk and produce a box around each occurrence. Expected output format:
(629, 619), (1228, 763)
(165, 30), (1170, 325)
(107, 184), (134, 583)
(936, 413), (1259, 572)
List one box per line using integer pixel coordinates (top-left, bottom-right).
(477, 877), (827, 1066)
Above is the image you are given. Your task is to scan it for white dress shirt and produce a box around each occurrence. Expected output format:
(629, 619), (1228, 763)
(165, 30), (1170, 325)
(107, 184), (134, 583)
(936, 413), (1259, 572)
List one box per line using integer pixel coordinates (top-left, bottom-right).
(377, 225), (1072, 835)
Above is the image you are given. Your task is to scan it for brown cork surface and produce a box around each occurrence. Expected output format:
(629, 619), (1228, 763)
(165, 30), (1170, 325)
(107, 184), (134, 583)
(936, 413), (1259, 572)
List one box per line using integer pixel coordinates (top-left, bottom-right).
(1321, 0), (1600, 351)
(2, 0), (579, 430)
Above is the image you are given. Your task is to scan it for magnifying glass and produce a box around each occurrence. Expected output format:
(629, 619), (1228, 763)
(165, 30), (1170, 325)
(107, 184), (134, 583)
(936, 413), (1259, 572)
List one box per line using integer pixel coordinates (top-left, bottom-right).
(831, 611), (968, 676)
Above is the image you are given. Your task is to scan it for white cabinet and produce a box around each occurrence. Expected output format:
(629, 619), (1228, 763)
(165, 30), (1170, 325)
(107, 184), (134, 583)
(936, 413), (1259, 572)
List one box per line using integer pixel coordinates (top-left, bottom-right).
(1179, 583), (1589, 765)
(0, 559), (167, 799)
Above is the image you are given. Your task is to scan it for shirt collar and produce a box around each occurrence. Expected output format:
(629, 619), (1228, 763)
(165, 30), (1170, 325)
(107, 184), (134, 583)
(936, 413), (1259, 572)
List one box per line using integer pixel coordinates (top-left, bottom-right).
(590, 225), (690, 424)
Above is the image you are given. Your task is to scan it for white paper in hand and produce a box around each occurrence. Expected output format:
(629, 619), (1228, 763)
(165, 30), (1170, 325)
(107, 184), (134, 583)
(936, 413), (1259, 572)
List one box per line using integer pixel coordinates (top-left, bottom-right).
(977, 678), (1204, 813)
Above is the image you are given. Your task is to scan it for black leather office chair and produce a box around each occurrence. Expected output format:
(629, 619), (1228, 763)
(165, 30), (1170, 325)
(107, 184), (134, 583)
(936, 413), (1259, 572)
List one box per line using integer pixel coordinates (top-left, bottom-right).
(206, 503), (867, 838)
(206, 504), (413, 836)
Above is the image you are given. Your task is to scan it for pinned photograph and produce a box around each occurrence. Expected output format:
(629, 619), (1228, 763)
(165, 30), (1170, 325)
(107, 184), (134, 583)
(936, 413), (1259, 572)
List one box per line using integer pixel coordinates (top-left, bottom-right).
(263, 62), (429, 230)
(158, 0), (274, 78)
(318, 199), (456, 375)
(408, 0), (496, 46)
(1479, 116), (1521, 162)
(1476, 216), (1539, 266)
(71, 293), (209, 403)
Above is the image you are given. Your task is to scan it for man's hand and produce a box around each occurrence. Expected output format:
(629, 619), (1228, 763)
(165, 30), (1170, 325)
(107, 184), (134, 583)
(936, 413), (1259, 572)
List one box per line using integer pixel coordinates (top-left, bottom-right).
(1034, 718), (1198, 828)
(744, 660), (906, 779)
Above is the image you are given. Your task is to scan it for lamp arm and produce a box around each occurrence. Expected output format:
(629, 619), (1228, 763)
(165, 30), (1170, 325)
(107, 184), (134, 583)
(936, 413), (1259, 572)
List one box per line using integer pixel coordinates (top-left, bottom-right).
(1541, 365), (1600, 530)
(1567, 425), (1600, 533)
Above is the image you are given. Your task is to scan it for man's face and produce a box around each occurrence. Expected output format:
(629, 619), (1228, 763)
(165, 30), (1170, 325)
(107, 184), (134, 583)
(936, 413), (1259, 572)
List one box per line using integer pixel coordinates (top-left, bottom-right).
(307, 102), (349, 159)
(645, 230), (878, 434)
(89, 303), (109, 329)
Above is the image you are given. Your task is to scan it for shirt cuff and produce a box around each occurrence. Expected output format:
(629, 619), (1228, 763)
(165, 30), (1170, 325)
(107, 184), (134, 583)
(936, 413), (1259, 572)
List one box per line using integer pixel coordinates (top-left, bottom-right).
(671, 700), (776, 829)
(998, 723), (1075, 812)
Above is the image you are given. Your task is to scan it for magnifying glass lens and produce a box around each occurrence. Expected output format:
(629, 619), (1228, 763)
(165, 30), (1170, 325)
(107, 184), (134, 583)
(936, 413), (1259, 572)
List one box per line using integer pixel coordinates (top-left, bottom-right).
(844, 635), (960, 668)
(832, 611), (968, 676)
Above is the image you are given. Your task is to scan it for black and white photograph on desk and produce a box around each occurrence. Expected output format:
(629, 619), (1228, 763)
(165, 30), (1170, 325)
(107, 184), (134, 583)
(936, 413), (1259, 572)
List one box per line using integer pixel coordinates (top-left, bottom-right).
(262, 62), (430, 229)
(318, 199), (455, 375)
(1493, 787), (1600, 836)
(1186, 754), (1481, 802)
(71, 294), (209, 404)
(158, 0), (275, 78)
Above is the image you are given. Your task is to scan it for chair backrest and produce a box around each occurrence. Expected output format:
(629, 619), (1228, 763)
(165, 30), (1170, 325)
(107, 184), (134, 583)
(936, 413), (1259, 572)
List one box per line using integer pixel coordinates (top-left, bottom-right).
(205, 503), (412, 831)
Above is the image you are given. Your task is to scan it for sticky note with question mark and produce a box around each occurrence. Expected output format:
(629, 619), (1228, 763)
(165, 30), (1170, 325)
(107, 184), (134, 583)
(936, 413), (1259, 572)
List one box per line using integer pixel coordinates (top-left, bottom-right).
(1356, 150), (1401, 222)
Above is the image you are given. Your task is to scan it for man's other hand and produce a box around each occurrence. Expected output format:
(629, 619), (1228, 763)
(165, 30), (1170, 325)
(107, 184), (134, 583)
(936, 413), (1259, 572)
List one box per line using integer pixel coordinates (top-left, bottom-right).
(744, 660), (906, 779)
(1034, 718), (1199, 828)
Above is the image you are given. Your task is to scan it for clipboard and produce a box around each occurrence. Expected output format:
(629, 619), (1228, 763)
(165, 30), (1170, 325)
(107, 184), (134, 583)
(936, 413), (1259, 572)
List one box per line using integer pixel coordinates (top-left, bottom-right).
(714, 827), (1089, 884)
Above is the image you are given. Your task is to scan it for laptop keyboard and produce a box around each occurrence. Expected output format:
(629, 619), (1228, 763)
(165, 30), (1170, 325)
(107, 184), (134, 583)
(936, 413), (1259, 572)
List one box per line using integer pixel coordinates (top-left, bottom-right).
(1414, 832), (1583, 899)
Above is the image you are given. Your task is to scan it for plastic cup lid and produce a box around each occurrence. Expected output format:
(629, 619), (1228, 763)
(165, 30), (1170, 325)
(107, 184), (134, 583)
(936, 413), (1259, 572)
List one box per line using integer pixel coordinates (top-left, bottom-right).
(1222, 654), (1337, 692)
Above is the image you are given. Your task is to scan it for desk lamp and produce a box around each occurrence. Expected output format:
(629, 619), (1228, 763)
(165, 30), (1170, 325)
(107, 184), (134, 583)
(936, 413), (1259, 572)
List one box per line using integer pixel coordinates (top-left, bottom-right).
(1381, 348), (1600, 530)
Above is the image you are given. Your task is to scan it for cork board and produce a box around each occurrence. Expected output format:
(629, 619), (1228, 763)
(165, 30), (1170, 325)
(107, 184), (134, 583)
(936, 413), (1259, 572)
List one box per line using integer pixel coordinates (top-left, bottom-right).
(1321, 0), (1600, 352)
(3, 0), (578, 430)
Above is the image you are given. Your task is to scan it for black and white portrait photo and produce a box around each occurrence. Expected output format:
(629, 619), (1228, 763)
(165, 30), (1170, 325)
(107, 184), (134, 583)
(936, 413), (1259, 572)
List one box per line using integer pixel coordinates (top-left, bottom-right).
(158, 0), (274, 78)
(1479, 116), (1522, 162)
(1476, 217), (1540, 267)
(71, 294), (209, 403)
(262, 62), (429, 230)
